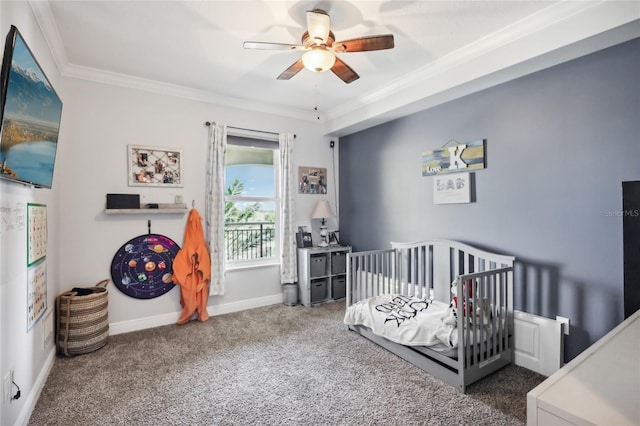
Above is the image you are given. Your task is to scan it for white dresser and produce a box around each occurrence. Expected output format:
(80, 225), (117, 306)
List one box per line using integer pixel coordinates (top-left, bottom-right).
(527, 309), (640, 425)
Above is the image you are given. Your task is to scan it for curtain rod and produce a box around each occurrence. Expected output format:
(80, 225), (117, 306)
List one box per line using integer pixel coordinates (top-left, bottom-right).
(204, 121), (296, 138)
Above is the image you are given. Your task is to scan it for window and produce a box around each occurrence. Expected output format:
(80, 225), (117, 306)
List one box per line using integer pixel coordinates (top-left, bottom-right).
(224, 135), (279, 265)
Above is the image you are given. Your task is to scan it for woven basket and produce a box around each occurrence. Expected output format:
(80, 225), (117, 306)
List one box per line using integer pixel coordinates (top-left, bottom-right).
(56, 279), (109, 356)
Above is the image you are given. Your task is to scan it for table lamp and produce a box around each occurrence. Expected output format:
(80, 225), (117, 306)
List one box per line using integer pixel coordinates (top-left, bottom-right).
(311, 200), (335, 247)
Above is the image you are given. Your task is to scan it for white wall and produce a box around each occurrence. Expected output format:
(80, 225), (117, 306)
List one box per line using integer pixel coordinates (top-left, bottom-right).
(57, 77), (336, 327)
(1, 4), (340, 424)
(0, 2), (64, 425)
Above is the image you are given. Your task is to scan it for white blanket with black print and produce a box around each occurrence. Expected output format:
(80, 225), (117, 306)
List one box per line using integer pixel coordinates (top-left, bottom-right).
(344, 294), (457, 348)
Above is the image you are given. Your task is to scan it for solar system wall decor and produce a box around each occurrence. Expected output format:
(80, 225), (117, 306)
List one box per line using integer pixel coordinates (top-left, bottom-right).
(110, 233), (180, 299)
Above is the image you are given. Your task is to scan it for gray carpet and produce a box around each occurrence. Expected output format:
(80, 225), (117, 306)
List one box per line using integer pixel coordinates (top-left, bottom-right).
(29, 301), (544, 425)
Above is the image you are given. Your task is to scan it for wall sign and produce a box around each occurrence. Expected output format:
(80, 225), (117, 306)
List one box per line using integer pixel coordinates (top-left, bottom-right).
(422, 139), (485, 176)
(433, 172), (471, 204)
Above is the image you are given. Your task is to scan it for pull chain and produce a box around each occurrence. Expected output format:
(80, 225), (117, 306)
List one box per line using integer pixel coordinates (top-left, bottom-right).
(314, 82), (320, 121)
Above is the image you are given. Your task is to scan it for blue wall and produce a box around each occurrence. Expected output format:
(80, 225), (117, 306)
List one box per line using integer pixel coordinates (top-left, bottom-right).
(339, 38), (640, 361)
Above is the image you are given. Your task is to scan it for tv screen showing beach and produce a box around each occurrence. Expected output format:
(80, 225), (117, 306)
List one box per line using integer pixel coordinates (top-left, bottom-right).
(0, 27), (63, 188)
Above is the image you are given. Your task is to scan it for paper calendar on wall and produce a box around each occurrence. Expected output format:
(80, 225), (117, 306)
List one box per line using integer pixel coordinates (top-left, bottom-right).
(27, 203), (47, 266)
(27, 260), (47, 331)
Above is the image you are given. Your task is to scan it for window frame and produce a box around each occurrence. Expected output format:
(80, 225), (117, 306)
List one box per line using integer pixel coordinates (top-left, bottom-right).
(224, 133), (280, 269)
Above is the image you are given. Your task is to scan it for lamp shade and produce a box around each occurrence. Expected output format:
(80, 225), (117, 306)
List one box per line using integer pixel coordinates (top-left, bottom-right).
(302, 47), (335, 72)
(311, 200), (336, 220)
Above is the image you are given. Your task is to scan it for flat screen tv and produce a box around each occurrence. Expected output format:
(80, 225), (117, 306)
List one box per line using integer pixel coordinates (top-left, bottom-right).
(0, 25), (63, 188)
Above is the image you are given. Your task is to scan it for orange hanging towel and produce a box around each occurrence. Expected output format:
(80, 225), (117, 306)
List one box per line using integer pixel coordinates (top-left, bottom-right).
(172, 208), (211, 324)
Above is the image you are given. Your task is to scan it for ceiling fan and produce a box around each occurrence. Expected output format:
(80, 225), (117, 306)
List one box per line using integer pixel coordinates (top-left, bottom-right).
(243, 8), (394, 84)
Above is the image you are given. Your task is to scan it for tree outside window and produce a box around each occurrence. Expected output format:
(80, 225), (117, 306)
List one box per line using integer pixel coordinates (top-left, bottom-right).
(224, 142), (278, 263)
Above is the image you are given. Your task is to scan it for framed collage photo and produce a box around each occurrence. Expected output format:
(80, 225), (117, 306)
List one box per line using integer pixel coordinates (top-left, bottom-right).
(128, 145), (183, 187)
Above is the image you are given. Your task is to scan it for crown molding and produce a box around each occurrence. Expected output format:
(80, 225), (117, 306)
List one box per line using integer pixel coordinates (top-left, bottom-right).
(29, 0), (639, 134)
(29, 0), (68, 75)
(323, 1), (640, 135)
(28, 0), (321, 123)
(61, 63), (319, 122)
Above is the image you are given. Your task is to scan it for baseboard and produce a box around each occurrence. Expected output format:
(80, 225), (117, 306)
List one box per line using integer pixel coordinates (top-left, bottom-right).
(16, 347), (56, 426)
(109, 293), (284, 335)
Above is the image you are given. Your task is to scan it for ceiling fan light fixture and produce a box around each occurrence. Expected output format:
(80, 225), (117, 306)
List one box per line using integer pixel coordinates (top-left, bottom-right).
(244, 8), (393, 83)
(307, 9), (330, 45)
(302, 47), (335, 73)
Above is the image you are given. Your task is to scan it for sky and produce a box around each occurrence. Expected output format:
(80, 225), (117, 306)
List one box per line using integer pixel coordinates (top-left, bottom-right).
(13, 31), (49, 84)
(226, 165), (274, 197)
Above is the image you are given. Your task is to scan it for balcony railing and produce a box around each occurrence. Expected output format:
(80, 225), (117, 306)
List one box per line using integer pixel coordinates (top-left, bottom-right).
(224, 221), (275, 261)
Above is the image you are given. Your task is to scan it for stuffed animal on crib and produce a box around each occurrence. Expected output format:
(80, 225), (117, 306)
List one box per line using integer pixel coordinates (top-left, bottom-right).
(450, 280), (491, 326)
(442, 303), (457, 326)
(441, 281), (461, 326)
(450, 280), (470, 317)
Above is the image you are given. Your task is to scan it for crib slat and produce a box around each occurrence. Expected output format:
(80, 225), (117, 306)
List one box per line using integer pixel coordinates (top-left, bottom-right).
(377, 251), (382, 294)
(347, 254), (352, 304)
(374, 252), (379, 296)
(483, 274), (491, 363)
(417, 245), (423, 298)
(491, 273), (497, 357)
(365, 254), (370, 300)
(497, 270), (506, 352)
(452, 248), (458, 283)
(497, 270), (504, 354)
(410, 247), (416, 296)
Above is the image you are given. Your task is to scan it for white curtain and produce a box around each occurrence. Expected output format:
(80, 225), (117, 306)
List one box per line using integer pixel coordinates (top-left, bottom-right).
(279, 133), (297, 284)
(205, 123), (227, 296)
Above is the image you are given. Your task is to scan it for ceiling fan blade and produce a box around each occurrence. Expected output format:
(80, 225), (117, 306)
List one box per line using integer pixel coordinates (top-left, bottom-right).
(306, 9), (330, 45)
(243, 41), (305, 51)
(277, 59), (305, 80)
(333, 34), (395, 53)
(331, 56), (359, 84)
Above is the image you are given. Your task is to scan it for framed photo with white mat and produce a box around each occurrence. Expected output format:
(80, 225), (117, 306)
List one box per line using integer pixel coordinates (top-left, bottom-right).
(433, 172), (471, 204)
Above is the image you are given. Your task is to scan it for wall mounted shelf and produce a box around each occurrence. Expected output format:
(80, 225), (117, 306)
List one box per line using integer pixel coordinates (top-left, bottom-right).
(105, 203), (188, 215)
(105, 208), (188, 215)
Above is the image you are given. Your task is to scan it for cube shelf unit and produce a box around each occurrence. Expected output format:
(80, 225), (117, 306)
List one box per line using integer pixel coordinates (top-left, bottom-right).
(297, 246), (351, 307)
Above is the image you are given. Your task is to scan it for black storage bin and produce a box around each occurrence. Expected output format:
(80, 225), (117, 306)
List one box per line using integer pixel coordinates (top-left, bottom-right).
(331, 252), (347, 274)
(332, 277), (346, 300)
(310, 279), (328, 303)
(310, 255), (327, 277)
